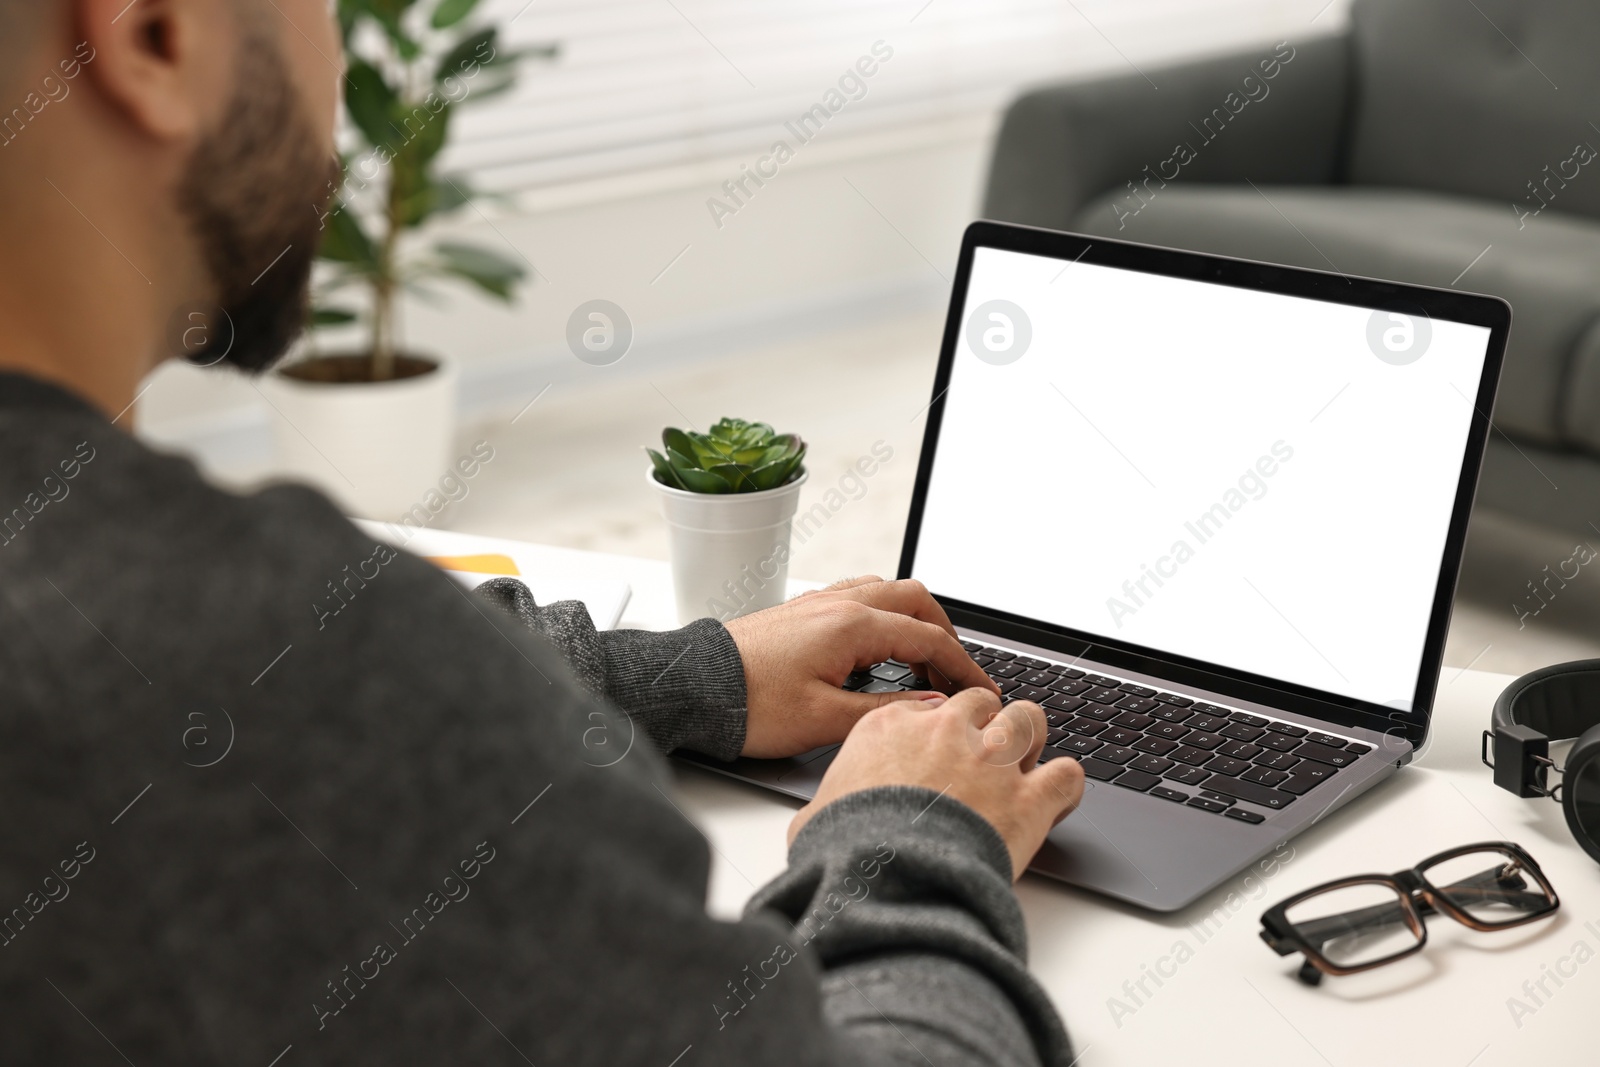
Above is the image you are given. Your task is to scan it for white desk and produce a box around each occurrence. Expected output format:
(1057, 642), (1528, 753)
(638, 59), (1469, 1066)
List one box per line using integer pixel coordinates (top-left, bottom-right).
(519, 542), (1595, 1066)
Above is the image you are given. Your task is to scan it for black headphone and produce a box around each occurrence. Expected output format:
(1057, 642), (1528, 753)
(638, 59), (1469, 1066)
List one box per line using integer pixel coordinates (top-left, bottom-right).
(1484, 659), (1600, 865)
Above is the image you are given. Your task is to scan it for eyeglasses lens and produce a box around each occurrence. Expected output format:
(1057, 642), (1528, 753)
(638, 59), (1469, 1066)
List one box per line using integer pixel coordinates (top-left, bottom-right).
(1284, 881), (1422, 968)
(1421, 847), (1555, 926)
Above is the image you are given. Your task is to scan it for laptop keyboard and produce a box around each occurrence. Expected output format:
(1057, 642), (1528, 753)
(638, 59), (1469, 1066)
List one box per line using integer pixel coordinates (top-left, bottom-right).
(844, 639), (1375, 824)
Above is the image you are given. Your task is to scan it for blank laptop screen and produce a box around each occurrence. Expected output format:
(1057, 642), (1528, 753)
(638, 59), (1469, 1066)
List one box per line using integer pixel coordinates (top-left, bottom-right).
(911, 246), (1495, 711)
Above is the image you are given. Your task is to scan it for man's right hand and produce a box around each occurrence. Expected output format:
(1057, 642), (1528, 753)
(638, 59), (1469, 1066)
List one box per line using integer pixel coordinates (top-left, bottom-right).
(787, 690), (1085, 881)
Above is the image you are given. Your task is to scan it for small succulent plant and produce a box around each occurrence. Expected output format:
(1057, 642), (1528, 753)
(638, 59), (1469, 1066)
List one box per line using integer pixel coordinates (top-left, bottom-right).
(648, 418), (807, 494)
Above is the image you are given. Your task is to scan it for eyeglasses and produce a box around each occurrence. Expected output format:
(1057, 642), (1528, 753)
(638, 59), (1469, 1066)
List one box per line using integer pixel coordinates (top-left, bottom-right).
(1258, 842), (1559, 985)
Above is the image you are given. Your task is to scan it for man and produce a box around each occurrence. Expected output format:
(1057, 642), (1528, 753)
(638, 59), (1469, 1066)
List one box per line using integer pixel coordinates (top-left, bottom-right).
(0, 2), (1086, 1064)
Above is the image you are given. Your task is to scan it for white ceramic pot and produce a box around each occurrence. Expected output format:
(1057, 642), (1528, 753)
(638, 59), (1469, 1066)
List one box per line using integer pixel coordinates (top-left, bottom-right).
(651, 469), (808, 625)
(259, 355), (457, 520)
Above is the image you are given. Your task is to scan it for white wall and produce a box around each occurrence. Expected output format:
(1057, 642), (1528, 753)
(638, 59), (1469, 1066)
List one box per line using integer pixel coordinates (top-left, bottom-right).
(137, 0), (1353, 479)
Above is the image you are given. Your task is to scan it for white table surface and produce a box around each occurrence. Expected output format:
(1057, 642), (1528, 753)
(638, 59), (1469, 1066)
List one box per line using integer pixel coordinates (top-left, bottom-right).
(522, 543), (1595, 1066)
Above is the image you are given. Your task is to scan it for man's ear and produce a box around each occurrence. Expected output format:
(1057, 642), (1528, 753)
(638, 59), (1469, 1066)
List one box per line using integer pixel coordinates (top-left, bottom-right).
(75, 0), (231, 141)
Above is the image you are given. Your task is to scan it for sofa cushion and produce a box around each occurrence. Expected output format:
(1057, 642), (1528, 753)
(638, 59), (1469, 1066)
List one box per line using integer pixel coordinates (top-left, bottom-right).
(1071, 185), (1600, 450)
(1347, 0), (1600, 222)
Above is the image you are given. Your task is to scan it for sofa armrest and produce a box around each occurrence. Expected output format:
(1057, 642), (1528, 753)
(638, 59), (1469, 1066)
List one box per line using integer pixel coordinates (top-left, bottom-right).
(982, 34), (1354, 233)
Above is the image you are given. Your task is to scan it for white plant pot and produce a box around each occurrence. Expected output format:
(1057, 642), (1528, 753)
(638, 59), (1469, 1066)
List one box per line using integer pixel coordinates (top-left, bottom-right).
(651, 469), (808, 625)
(259, 356), (457, 521)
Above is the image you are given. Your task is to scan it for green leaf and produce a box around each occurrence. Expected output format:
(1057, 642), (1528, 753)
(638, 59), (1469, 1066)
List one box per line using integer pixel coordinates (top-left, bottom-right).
(665, 446), (698, 472)
(647, 448), (687, 490)
(748, 460), (790, 491)
(344, 59), (399, 150)
(675, 467), (731, 494)
(433, 241), (525, 300)
(436, 26), (496, 83)
(705, 465), (752, 492)
(310, 307), (360, 328)
(431, 0), (480, 28)
(662, 428), (698, 464)
(318, 205), (379, 269)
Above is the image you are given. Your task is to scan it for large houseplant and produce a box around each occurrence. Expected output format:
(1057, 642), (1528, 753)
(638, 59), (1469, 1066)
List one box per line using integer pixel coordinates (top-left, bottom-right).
(648, 419), (810, 623)
(262, 0), (553, 518)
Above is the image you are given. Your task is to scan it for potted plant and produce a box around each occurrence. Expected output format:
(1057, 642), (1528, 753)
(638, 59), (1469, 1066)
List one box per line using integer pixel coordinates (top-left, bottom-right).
(261, 0), (555, 518)
(648, 418), (809, 624)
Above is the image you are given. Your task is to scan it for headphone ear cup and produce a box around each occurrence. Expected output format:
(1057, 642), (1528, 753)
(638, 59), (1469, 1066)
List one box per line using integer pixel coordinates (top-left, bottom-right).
(1561, 725), (1600, 867)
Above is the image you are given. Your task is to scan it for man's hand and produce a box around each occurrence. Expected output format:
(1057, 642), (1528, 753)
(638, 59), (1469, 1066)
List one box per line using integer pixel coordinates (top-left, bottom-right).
(724, 576), (999, 759)
(788, 690), (1085, 880)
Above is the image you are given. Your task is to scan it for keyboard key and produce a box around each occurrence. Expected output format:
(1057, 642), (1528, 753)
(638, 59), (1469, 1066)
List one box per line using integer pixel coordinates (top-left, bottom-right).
(989, 662), (1024, 678)
(1133, 735), (1180, 757)
(1150, 722), (1190, 741)
(1111, 711), (1155, 730)
(993, 679), (1021, 695)
(1050, 679), (1092, 696)
(1294, 742), (1356, 768)
(1043, 694), (1087, 714)
(1078, 757), (1125, 781)
(1225, 808), (1266, 824)
(870, 663), (913, 683)
(1254, 751), (1302, 771)
(1188, 714), (1227, 732)
(1170, 745), (1213, 766)
(1015, 656), (1050, 670)
(1259, 733), (1301, 752)
(1046, 726), (1070, 745)
(1116, 697), (1162, 715)
(860, 678), (904, 693)
(1219, 723), (1265, 742)
(985, 649), (1016, 661)
(1036, 747), (1070, 762)
(1277, 770), (1329, 795)
(1187, 796), (1228, 813)
(1113, 769), (1163, 792)
(1085, 674), (1122, 687)
(971, 654), (995, 668)
(1240, 766), (1290, 787)
(1075, 702), (1118, 721)
(1157, 694), (1194, 707)
(960, 640), (983, 652)
(1012, 686), (1052, 704)
(1149, 785), (1189, 803)
(1164, 764), (1210, 785)
(1057, 667), (1087, 680)
(1198, 790), (1235, 807)
(1307, 731), (1348, 748)
(1228, 711), (1269, 727)
(1199, 775), (1295, 809)
(1119, 683), (1157, 698)
(1192, 703), (1229, 716)
(1061, 735), (1104, 756)
(1219, 741), (1264, 761)
(1067, 716), (1108, 735)
(1084, 686), (1124, 704)
(1103, 727), (1142, 746)
(1096, 745), (1136, 765)
(1152, 704), (1194, 723)
(1204, 756), (1250, 777)
(1345, 742), (1374, 755)
(1183, 731), (1223, 751)
(1266, 722), (1308, 738)
(1020, 670), (1057, 688)
(845, 670), (874, 689)
(1131, 754), (1175, 775)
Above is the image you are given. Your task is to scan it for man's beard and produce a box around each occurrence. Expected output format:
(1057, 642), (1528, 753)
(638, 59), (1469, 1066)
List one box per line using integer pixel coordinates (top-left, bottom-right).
(176, 23), (341, 373)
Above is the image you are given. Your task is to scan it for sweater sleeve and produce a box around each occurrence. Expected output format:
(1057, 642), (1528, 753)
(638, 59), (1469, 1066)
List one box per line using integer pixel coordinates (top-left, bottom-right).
(474, 577), (748, 759)
(745, 786), (1075, 1067)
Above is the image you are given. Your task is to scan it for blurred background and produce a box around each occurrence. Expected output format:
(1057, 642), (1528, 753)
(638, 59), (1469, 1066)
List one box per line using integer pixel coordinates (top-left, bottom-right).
(133, 0), (1600, 677)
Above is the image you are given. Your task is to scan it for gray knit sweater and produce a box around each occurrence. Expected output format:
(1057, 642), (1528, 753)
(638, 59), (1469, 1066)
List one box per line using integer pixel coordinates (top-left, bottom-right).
(0, 372), (1072, 1065)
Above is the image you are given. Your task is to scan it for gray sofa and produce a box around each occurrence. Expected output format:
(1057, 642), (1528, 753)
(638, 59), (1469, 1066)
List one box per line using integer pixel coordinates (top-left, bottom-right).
(983, 0), (1600, 540)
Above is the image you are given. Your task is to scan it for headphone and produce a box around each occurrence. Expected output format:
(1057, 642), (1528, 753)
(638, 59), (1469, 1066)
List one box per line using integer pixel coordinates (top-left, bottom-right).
(1484, 659), (1600, 865)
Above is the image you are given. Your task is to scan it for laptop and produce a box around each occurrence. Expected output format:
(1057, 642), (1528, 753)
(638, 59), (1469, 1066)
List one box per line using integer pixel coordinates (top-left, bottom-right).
(683, 221), (1510, 911)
